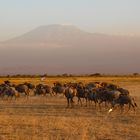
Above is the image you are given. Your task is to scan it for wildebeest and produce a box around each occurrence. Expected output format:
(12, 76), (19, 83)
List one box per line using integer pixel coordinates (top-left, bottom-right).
(52, 82), (65, 95)
(15, 84), (30, 97)
(76, 85), (87, 106)
(4, 80), (12, 86)
(117, 87), (129, 95)
(64, 85), (77, 108)
(85, 85), (121, 110)
(34, 84), (52, 96)
(24, 82), (35, 90)
(0, 83), (19, 100)
(86, 88), (98, 107)
(2, 86), (19, 100)
(109, 93), (137, 113)
(15, 82), (35, 97)
(101, 82), (118, 90)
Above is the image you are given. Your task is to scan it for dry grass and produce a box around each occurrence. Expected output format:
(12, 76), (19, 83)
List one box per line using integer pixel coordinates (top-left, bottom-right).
(0, 76), (140, 140)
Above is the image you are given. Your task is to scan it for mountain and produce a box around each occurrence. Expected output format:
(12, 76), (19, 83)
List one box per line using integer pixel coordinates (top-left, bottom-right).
(0, 24), (140, 74)
(1, 24), (92, 47)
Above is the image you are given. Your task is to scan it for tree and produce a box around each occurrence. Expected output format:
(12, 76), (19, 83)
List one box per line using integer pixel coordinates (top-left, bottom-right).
(90, 73), (102, 77)
(133, 73), (139, 76)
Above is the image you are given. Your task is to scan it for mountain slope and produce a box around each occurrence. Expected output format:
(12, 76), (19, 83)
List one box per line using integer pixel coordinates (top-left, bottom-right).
(0, 24), (140, 74)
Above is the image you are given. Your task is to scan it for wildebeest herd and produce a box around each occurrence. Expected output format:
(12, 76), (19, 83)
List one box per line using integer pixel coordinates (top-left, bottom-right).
(0, 80), (137, 114)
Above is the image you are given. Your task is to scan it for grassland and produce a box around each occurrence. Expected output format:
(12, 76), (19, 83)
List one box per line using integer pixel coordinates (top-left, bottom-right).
(0, 76), (140, 140)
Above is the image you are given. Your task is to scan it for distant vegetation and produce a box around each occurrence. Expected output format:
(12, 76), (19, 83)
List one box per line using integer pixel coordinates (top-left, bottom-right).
(0, 73), (139, 78)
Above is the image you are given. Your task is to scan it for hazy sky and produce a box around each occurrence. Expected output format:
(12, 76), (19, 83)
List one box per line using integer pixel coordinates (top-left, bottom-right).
(0, 0), (140, 41)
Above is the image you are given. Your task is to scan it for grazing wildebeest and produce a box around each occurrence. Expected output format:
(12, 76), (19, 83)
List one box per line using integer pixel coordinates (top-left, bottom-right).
(0, 83), (19, 100)
(24, 82), (35, 90)
(86, 82), (97, 89)
(34, 84), (46, 96)
(76, 85), (87, 106)
(64, 85), (77, 108)
(76, 82), (111, 107)
(117, 87), (129, 95)
(34, 84), (52, 96)
(0, 84), (5, 97)
(92, 87), (121, 110)
(4, 80), (12, 86)
(15, 84), (30, 97)
(2, 86), (19, 100)
(52, 82), (65, 95)
(86, 88), (98, 107)
(109, 93), (137, 113)
(101, 82), (118, 90)
(106, 83), (118, 90)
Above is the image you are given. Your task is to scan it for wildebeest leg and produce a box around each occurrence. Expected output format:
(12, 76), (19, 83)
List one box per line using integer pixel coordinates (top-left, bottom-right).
(82, 98), (85, 103)
(26, 94), (29, 100)
(104, 101), (108, 109)
(66, 98), (70, 108)
(88, 99), (91, 106)
(79, 98), (82, 106)
(77, 98), (80, 105)
(120, 104), (124, 114)
(7, 95), (11, 102)
(1, 94), (4, 101)
(15, 92), (20, 101)
(70, 98), (74, 108)
(25, 91), (29, 100)
(53, 91), (56, 96)
(131, 97), (137, 107)
(7, 95), (10, 102)
(130, 102), (136, 113)
(104, 101), (106, 108)
(49, 91), (54, 96)
(5, 95), (9, 101)
(85, 98), (88, 107)
(125, 102), (135, 114)
(94, 100), (97, 109)
(9, 95), (13, 102)
(51, 90), (55, 96)
(77, 97), (80, 105)
(99, 100), (103, 111)
(126, 103), (132, 113)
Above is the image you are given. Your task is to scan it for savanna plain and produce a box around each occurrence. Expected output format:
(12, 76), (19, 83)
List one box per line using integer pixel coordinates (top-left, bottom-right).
(0, 76), (140, 140)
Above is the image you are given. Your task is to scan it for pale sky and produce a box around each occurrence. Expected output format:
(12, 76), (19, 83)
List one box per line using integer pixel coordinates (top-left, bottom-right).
(0, 0), (140, 41)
